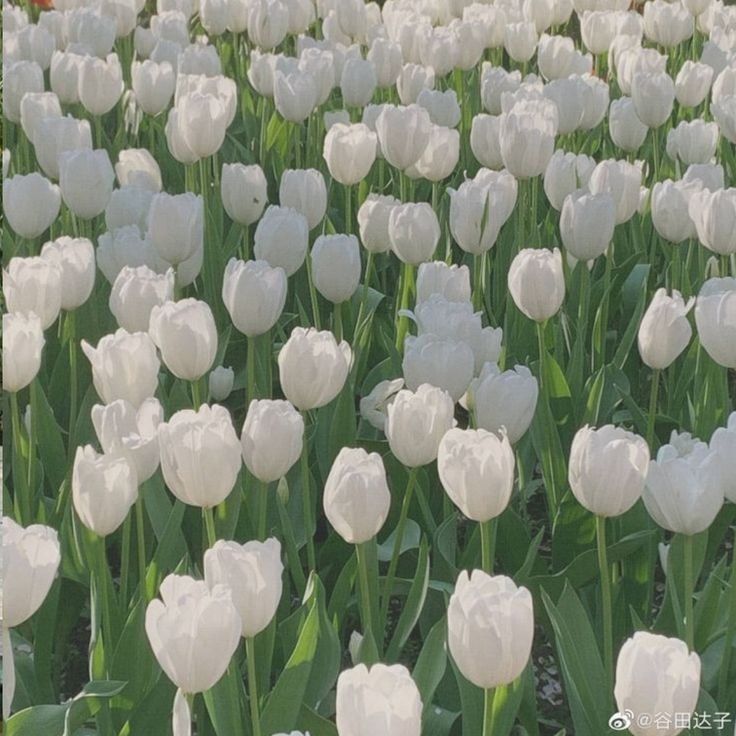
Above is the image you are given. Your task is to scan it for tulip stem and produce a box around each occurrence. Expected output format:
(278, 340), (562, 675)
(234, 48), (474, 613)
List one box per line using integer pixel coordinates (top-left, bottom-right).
(136, 497), (148, 600)
(203, 506), (217, 549)
(483, 687), (502, 736)
(305, 246), (322, 330)
(120, 514), (131, 604)
(395, 263), (415, 352)
(646, 369), (661, 448)
(27, 380), (38, 505)
(345, 184), (352, 235)
(257, 481), (269, 540)
(683, 533), (695, 650)
(596, 515), (613, 689)
(334, 302), (343, 342)
(245, 637), (262, 736)
(594, 252), (613, 371)
(354, 251), (374, 347)
(67, 310), (78, 460)
(356, 542), (375, 640)
(300, 414), (317, 572)
(381, 467), (419, 631)
(480, 519), (496, 575)
(247, 336), (258, 401)
(536, 321), (547, 390)
(191, 379), (203, 410)
(717, 534), (736, 705)
(10, 391), (31, 524)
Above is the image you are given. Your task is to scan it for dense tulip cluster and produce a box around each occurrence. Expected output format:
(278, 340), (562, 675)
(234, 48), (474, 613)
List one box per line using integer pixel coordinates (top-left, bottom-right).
(3, 0), (736, 733)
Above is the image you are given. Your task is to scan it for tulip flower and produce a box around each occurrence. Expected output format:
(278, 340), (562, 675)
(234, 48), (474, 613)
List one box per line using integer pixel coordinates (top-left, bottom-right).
(3, 312), (45, 394)
(109, 266), (175, 333)
(279, 168), (327, 231)
(208, 366), (234, 402)
(4, 256), (63, 330)
(323, 123), (378, 187)
(147, 192), (204, 266)
(508, 247), (566, 323)
(253, 205), (309, 277)
(695, 277), (736, 369)
(3, 173), (61, 239)
(39, 237), (96, 312)
(59, 148), (115, 220)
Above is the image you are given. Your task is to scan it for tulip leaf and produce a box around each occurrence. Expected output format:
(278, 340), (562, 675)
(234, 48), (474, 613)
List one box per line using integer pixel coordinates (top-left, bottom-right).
(412, 616), (448, 713)
(298, 705), (339, 736)
(450, 657), (484, 736)
(377, 519), (421, 561)
(29, 380), (67, 495)
(203, 661), (247, 736)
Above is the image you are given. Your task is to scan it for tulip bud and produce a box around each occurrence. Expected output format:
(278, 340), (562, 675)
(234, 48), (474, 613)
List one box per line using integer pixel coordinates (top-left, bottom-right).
(408, 125), (460, 182)
(82, 329), (160, 407)
(96, 225), (164, 284)
(145, 574), (241, 695)
(3, 173), (61, 239)
(59, 148), (115, 220)
(4, 256), (63, 330)
(470, 114), (504, 170)
(19, 92), (61, 146)
(359, 378), (404, 432)
(543, 150), (595, 211)
(638, 289), (695, 369)
(368, 37), (402, 89)
(397, 63), (435, 105)
(386, 384), (456, 467)
(508, 247), (565, 322)
(569, 425), (650, 517)
(50, 51), (82, 105)
(376, 104), (432, 171)
(403, 334), (475, 402)
(91, 397), (163, 484)
(4, 60), (44, 123)
(438, 428), (516, 522)
(278, 327), (352, 410)
(481, 65), (521, 116)
(2, 312), (45, 393)
(389, 202), (441, 265)
(644, 438), (724, 535)
(73, 445), (138, 536)
(448, 179), (504, 255)
(609, 97), (648, 153)
(643, 0), (693, 47)
(340, 57), (377, 109)
(149, 299), (218, 381)
(79, 53), (124, 115)
(416, 262), (471, 304)
(448, 571), (534, 689)
(311, 234), (362, 304)
(336, 664), (422, 736)
(468, 363), (538, 444)
(416, 88), (461, 129)
(675, 60), (714, 108)
(695, 277), (736, 369)
(34, 115), (93, 180)
(323, 123), (377, 186)
(253, 205), (309, 277)
(274, 69), (317, 123)
(615, 632), (700, 735)
(208, 366), (234, 401)
(110, 265), (175, 333)
(688, 188), (736, 256)
(116, 149), (163, 192)
(559, 189), (616, 262)
(39, 237), (95, 311)
(710, 412), (736, 504)
(204, 538), (283, 637)
(666, 119), (719, 166)
(504, 21), (538, 63)
(683, 163), (724, 192)
(631, 71), (675, 129)
(221, 163), (268, 227)
(148, 191), (204, 265)
(650, 180), (698, 244)
(357, 194), (399, 254)
(159, 405), (242, 507)
(248, 0), (289, 50)
(323, 447), (391, 544)
(588, 159), (643, 225)
(132, 59), (176, 115)
(499, 98), (558, 178)
(279, 168), (327, 230)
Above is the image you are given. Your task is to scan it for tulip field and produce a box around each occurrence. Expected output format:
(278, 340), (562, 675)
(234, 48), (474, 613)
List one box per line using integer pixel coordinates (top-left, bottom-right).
(4, 0), (736, 734)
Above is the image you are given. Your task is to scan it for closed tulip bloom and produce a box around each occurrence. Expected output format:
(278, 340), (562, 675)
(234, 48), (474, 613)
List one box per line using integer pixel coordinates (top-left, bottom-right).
(416, 88), (461, 129)
(409, 125), (460, 182)
(4, 256), (63, 330)
(375, 104), (432, 171)
(34, 115), (93, 180)
(416, 262), (471, 304)
(386, 384), (456, 467)
(638, 289), (695, 370)
(241, 399), (303, 482)
(368, 37), (402, 89)
(578, 73), (609, 131)
(403, 334), (475, 401)
(72, 445), (138, 536)
(666, 120), (719, 166)
(357, 194), (399, 254)
(279, 169), (327, 230)
(79, 53), (124, 115)
(19, 92), (61, 146)
(588, 159), (643, 225)
(675, 61), (713, 108)
(504, 21), (538, 63)
(650, 180), (698, 244)
(82, 329), (160, 407)
(643, 0), (693, 47)
(175, 92), (229, 159)
(3, 173), (61, 239)
(4, 60), (44, 123)
(50, 51), (82, 105)
(158, 405), (242, 508)
(710, 412), (736, 504)
(278, 327), (351, 410)
(609, 97), (648, 153)
(204, 538), (283, 638)
(208, 365), (234, 401)
(688, 188), (736, 256)
(148, 191), (204, 265)
(132, 60), (176, 115)
(336, 663), (422, 736)
(149, 299), (217, 381)
(311, 234), (361, 304)
(683, 163), (724, 193)
(480, 66), (521, 115)
(97, 226), (166, 285)
(616, 46), (667, 97)
(695, 277), (736, 369)
(3, 312), (44, 393)
(116, 149), (163, 192)
(340, 57), (377, 109)
(221, 163), (268, 226)
(631, 71), (675, 129)
(438, 428), (515, 522)
(568, 425), (650, 517)
(560, 189), (616, 261)
(389, 202), (440, 265)
(59, 148), (115, 220)
(644, 440), (724, 535)
(615, 632), (700, 736)
(109, 265), (174, 333)
(323, 447), (391, 544)
(323, 123), (377, 186)
(713, 97), (736, 146)
(470, 114), (504, 169)
(91, 398), (163, 484)
(274, 69), (316, 123)
(543, 150), (595, 211)
(397, 63), (435, 105)
(106, 185), (154, 232)
(508, 248), (565, 322)
(468, 363), (538, 444)
(39, 237), (95, 311)
(145, 574), (241, 695)
(448, 571), (534, 689)
(499, 98), (558, 179)
(253, 205), (309, 277)
(248, 0), (289, 50)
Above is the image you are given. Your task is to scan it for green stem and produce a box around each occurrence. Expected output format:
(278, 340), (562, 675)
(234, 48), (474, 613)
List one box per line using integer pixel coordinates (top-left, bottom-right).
(646, 369), (661, 449)
(247, 335), (258, 401)
(245, 637), (262, 736)
(345, 184), (352, 235)
(67, 311), (78, 459)
(483, 686), (508, 736)
(258, 481), (269, 540)
(120, 514), (131, 604)
(334, 302), (343, 342)
(717, 535), (736, 705)
(10, 391), (31, 524)
(203, 506), (217, 549)
(94, 535), (114, 661)
(353, 251), (374, 345)
(356, 542), (374, 638)
(305, 245), (322, 329)
(300, 413), (317, 572)
(473, 253), (484, 312)
(683, 533), (695, 650)
(191, 379), (203, 410)
(380, 467), (419, 629)
(136, 497), (148, 600)
(394, 262), (415, 352)
(27, 380), (38, 502)
(596, 516), (613, 688)
(595, 252), (613, 370)
(536, 321), (547, 391)
(480, 519), (496, 575)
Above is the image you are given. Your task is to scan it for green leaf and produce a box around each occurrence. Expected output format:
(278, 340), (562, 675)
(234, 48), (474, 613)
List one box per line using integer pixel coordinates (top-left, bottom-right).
(412, 617), (447, 714)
